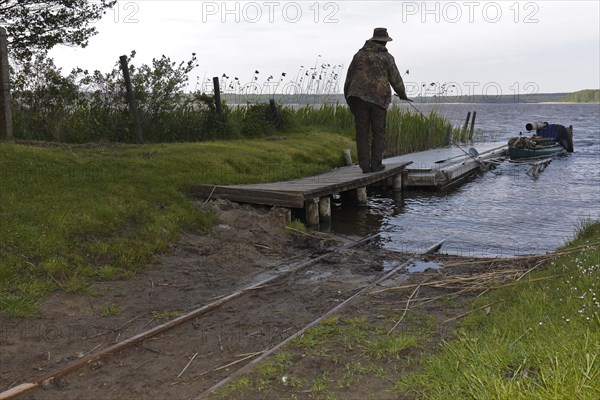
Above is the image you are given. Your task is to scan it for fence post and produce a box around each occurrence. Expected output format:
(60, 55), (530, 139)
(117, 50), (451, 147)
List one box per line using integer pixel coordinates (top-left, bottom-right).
(119, 55), (143, 143)
(0, 27), (13, 140)
(212, 77), (222, 115)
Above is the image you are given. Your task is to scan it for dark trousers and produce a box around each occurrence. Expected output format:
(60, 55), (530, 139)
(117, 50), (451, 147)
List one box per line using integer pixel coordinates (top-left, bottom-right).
(347, 96), (387, 171)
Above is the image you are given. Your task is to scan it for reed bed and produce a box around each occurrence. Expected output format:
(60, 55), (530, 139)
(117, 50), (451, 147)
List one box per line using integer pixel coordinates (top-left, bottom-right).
(9, 53), (457, 153)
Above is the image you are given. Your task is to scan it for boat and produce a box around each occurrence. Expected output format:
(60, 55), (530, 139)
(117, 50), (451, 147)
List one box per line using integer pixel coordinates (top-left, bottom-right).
(508, 122), (573, 160)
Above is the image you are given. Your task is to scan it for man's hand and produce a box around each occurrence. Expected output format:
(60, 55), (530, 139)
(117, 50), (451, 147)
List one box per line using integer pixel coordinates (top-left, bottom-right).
(394, 94), (413, 102)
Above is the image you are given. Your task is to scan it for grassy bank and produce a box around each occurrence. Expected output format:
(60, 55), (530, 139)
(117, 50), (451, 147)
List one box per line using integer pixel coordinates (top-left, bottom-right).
(396, 221), (600, 399)
(0, 131), (355, 317)
(215, 221), (600, 399)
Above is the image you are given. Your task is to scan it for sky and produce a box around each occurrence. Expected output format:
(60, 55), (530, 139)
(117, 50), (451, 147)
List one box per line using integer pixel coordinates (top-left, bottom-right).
(48, 0), (600, 98)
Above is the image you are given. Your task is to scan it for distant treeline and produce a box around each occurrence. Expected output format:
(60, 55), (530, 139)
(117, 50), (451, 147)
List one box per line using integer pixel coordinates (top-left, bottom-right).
(560, 89), (600, 103)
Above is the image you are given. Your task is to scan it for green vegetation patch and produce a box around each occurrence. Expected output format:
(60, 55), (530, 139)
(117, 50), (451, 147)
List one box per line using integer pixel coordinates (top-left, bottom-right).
(0, 132), (354, 316)
(216, 315), (424, 398)
(395, 221), (600, 399)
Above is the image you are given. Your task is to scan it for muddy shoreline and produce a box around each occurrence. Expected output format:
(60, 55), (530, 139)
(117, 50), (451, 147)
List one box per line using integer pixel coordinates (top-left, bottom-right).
(0, 200), (541, 399)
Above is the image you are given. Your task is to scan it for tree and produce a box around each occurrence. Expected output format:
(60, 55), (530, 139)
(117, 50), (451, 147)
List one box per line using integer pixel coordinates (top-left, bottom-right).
(0, 0), (117, 60)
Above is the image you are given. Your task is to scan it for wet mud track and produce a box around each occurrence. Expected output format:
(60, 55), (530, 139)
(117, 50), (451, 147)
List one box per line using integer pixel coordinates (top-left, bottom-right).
(4, 244), (411, 399)
(1, 199), (544, 399)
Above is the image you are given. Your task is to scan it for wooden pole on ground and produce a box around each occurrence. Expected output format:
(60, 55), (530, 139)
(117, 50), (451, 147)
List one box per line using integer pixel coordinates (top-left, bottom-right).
(0, 27), (13, 140)
(269, 98), (281, 124)
(213, 77), (222, 115)
(119, 55), (143, 143)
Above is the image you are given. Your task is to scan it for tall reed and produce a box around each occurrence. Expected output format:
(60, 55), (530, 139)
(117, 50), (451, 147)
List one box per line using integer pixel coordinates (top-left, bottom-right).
(385, 105), (452, 156)
(282, 104), (453, 156)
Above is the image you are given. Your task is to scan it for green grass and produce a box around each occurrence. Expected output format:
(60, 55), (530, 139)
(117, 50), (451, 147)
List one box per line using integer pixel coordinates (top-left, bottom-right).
(216, 315), (422, 398)
(100, 303), (122, 317)
(0, 131), (355, 317)
(395, 221), (600, 399)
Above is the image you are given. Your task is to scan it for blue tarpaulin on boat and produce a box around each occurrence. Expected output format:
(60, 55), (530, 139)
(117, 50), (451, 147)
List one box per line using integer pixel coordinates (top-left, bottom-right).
(538, 124), (559, 140)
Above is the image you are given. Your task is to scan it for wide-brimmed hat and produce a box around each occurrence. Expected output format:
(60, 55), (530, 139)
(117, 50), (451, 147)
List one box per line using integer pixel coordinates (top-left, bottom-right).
(369, 27), (393, 42)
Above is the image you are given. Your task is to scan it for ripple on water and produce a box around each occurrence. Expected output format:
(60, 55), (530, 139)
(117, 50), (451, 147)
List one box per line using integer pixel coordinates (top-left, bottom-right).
(332, 104), (600, 258)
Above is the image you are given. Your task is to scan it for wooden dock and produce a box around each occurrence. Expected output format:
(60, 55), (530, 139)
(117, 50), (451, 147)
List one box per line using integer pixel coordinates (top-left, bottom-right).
(190, 143), (508, 228)
(190, 162), (412, 228)
(393, 143), (507, 189)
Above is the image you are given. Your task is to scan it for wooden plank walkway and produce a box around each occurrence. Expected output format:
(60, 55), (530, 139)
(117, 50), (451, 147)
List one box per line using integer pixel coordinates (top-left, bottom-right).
(190, 161), (412, 209)
(189, 143), (508, 227)
(390, 143), (507, 189)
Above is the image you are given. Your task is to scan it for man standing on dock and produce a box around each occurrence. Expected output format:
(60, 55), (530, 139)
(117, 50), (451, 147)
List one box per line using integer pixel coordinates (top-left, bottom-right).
(344, 28), (411, 173)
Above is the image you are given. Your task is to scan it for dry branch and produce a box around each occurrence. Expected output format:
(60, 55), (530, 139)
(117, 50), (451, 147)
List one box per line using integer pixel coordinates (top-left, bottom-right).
(177, 352), (198, 378)
(387, 285), (420, 335)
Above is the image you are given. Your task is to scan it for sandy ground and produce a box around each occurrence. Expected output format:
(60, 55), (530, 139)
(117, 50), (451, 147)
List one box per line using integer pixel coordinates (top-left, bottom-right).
(0, 199), (537, 399)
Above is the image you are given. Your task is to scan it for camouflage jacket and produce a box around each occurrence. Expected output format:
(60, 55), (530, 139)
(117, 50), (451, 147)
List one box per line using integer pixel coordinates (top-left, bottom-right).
(344, 41), (408, 109)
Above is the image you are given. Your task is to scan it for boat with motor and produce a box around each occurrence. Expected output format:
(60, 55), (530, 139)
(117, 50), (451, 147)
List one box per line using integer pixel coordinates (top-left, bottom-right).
(508, 122), (574, 160)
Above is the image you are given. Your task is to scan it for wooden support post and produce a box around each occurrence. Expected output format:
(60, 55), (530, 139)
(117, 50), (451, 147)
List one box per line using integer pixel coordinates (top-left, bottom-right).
(469, 111), (477, 141)
(356, 187), (367, 205)
(318, 196), (331, 225)
(305, 199), (319, 229)
(213, 77), (222, 115)
(462, 111), (471, 139)
(392, 173), (403, 192)
(119, 55), (143, 143)
(393, 190), (403, 203)
(0, 27), (13, 140)
(343, 149), (353, 166)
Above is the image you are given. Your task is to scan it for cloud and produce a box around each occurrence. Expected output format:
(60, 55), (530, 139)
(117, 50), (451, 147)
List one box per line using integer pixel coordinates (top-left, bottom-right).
(45, 1), (599, 93)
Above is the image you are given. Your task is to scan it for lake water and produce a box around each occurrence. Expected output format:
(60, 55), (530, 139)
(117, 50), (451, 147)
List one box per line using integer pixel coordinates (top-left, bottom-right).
(332, 103), (600, 257)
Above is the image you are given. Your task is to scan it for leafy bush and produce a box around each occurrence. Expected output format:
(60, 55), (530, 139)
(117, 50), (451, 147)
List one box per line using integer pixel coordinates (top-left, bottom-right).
(10, 51), (240, 143)
(240, 102), (294, 137)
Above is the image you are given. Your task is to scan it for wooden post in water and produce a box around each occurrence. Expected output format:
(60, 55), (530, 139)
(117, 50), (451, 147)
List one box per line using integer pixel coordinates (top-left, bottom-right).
(469, 111), (477, 141)
(356, 187), (368, 205)
(0, 27), (13, 140)
(392, 174), (403, 192)
(461, 111), (471, 140)
(213, 77), (222, 115)
(119, 55), (143, 143)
